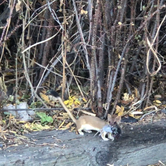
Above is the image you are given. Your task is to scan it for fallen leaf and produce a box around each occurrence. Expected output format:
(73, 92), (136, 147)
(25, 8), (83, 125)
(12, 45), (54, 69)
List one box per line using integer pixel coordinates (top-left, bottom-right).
(81, 9), (88, 15)
(15, 0), (22, 12)
(115, 105), (124, 116)
(40, 92), (50, 103)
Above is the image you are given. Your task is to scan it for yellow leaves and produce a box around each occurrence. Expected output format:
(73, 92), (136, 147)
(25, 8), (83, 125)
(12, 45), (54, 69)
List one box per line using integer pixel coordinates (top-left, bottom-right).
(23, 122), (51, 131)
(118, 22), (122, 25)
(130, 22), (135, 26)
(115, 105), (124, 116)
(80, 9), (88, 15)
(123, 93), (134, 102)
(64, 96), (81, 108)
(40, 91), (57, 107)
(40, 92), (50, 103)
(82, 97), (87, 102)
(153, 100), (162, 106)
(154, 100), (162, 104)
(151, 94), (162, 107)
(115, 92), (143, 118)
(118, 54), (125, 60)
(15, 0), (22, 12)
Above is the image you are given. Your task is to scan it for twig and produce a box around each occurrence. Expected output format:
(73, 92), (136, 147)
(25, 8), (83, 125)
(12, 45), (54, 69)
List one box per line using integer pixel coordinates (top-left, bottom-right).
(47, 0), (63, 30)
(72, 0), (91, 71)
(21, 18), (48, 107)
(140, 105), (159, 120)
(0, 107), (92, 112)
(104, 4), (166, 118)
(22, 28), (62, 53)
(146, 14), (166, 76)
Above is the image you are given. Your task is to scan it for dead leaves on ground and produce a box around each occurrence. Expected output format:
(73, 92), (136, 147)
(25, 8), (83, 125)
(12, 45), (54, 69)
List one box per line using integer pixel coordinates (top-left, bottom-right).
(1, 87), (166, 148)
(114, 91), (166, 121)
(23, 122), (51, 131)
(39, 90), (87, 131)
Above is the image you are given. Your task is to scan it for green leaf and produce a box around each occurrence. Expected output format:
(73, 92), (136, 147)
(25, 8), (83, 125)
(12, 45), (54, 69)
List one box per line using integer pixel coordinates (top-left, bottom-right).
(36, 112), (53, 124)
(45, 116), (53, 123)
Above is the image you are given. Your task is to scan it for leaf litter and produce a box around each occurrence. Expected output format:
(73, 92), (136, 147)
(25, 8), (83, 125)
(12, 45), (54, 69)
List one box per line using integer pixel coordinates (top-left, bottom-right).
(1, 88), (166, 149)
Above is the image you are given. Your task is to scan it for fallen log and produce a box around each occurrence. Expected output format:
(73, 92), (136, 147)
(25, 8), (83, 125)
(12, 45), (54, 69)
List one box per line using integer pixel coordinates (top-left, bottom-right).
(0, 120), (166, 166)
